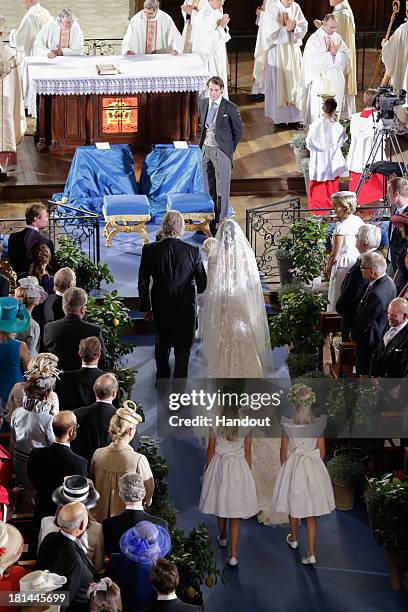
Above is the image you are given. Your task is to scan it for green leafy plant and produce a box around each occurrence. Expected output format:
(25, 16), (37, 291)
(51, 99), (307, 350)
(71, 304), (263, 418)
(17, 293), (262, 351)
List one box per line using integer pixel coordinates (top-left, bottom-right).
(324, 384), (379, 437)
(340, 118), (351, 157)
(277, 216), (328, 283)
(327, 454), (365, 485)
(289, 131), (308, 151)
(367, 474), (408, 550)
(55, 235), (113, 293)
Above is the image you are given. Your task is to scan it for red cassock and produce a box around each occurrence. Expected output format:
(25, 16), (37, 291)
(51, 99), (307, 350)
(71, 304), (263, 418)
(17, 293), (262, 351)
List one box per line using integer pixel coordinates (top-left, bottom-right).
(308, 178), (339, 212)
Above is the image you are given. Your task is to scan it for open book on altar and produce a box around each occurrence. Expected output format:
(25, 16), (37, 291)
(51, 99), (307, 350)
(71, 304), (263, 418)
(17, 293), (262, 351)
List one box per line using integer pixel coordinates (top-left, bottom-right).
(96, 64), (120, 75)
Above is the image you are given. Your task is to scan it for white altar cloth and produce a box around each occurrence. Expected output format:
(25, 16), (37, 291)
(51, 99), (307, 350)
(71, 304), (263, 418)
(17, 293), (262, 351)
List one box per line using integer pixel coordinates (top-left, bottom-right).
(25, 53), (209, 117)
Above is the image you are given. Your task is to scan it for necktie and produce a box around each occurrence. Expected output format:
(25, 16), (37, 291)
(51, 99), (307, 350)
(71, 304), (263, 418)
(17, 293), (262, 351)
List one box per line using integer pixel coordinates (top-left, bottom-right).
(383, 327), (398, 347)
(206, 102), (218, 128)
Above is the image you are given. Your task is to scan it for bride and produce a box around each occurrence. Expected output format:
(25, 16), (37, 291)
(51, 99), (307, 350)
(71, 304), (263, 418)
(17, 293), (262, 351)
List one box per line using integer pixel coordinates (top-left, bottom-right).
(201, 219), (286, 525)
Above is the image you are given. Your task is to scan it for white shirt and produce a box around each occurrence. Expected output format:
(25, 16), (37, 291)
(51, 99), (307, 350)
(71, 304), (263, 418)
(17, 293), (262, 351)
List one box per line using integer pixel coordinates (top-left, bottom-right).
(208, 97), (221, 110)
(157, 593), (178, 601)
(81, 364), (98, 369)
(60, 530), (77, 542)
(383, 319), (408, 347)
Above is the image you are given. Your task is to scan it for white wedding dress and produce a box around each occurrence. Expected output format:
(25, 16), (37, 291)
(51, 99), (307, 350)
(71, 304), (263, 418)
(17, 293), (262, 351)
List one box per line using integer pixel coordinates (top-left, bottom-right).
(201, 219), (286, 525)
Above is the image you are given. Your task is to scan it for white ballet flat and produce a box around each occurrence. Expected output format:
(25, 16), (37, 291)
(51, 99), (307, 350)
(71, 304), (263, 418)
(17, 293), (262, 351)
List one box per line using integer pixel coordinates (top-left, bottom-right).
(286, 534), (298, 549)
(301, 554), (316, 565)
(217, 535), (227, 548)
(227, 556), (238, 567)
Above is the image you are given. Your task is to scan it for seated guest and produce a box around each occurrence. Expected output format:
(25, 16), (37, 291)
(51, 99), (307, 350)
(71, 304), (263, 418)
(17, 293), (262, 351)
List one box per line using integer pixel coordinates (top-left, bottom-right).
(103, 472), (168, 556)
(28, 410), (87, 554)
(370, 298), (408, 378)
(389, 212), (408, 296)
(387, 177), (408, 275)
(0, 522), (28, 595)
(106, 521), (171, 612)
(38, 475), (104, 571)
(90, 402), (154, 523)
(28, 243), (54, 294)
(37, 501), (100, 610)
(44, 266), (76, 323)
(144, 557), (201, 611)
(122, 0), (183, 56)
(87, 577), (122, 612)
(57, 336), (104, 411)
(351, 251), (396, 375)
(6, 353), (59, 422)
(19, 570), (67, 602)
(336, 224), (382, 340)
(72, 373), (118, 464)
(11, 362), (59, 511)
(43, 287), (106, 371)
(15, 277), (48, 357)
(34, 8), (84, 58)
(8, 204), (55, 278)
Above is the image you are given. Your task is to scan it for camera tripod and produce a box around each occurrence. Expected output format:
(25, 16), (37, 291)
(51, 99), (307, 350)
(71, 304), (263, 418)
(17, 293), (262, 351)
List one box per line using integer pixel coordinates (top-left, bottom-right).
(356, 119), (408, 201)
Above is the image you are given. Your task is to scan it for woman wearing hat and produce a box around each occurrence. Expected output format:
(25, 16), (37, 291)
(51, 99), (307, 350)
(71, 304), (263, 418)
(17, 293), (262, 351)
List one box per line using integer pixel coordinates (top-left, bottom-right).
(106, 520), (171, 611)
(20, 569), (67, 612)
(90, 402), (154, 523)
(10, 361), (59, 511)
(0, 297), (30, 414)
(389, 212), (408, 298)
(37, 475), (104, 571)
(0, 521), (27, 609)
(15, 276), (48, 357)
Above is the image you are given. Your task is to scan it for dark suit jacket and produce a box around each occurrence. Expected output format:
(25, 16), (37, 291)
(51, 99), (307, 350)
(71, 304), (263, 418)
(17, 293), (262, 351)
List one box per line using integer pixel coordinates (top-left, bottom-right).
(388, 204), (408, 272)
(351, 275), (397, 374)
(199, 97), (243, 161)
(336, 258), (369, 340)
(138, 238), (206, 347)
(141, 599), (200, 611)
(56, 367), (105, 411)
(8, 227), (55, 277)
(370, 323), (408, 378)
(103, 509), (168, 556)
(0, 274), (9, 297)
(71, 400), (116, 463)
(28, 443), (88, 520)
(43, 314), (106, 371)
(37, 531), (99, 612)
(44, 293), (64, 323)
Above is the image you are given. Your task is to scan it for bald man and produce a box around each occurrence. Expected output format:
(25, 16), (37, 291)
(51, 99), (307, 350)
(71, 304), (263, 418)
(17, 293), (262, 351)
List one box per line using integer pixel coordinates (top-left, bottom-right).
(37, 501), (99, 608)
(370, 298), (408, 378)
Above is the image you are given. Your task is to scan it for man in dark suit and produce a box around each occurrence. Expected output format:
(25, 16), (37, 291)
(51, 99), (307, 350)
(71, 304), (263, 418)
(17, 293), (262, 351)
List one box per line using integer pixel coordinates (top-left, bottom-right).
(43, 287), (106, 371)
(8, 203), (55, 277)
(142, 558), (200, 611)
(72, 373), (118, 464)
(57, 336), (104, 410)
(387, 177), (408, 274)
(44, 267), (76, 323)
(103, 473), (168, 556)
(138, 210), (207, 379)
(0, 274), (9, 297)
(199, 75), (243, 230)
(351, 251), (396, 375)
(28, 410), (87, 554)
(37, 501), (99, 611)
(336, 224), (382, 340)
(370, 298), (408, 378)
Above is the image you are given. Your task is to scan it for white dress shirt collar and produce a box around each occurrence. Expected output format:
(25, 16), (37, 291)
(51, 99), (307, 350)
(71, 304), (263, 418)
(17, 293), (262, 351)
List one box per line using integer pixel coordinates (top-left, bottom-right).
(157, 593), (178, 601)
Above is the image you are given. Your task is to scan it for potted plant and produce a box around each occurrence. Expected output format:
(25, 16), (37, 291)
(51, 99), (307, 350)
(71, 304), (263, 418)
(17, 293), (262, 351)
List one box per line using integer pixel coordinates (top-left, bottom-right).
(300, 156), (310, 194)
(290, 131), (309, 172)
(367, 474), (408, 590)
(327, 453), (365, 510)
(55, 235), (113, 293)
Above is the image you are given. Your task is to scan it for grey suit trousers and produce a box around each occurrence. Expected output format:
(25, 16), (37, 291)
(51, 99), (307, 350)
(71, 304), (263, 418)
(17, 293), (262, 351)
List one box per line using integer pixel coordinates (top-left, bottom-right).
(202, 144), (231, 223)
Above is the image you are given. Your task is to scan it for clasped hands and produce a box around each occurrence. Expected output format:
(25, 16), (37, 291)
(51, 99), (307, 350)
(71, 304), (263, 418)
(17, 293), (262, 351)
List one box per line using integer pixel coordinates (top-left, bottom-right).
(329, 42), (340, 56)
(217, 14), (230, 28)
(47, 48), (63, 59)
(286, 19), (297, 32)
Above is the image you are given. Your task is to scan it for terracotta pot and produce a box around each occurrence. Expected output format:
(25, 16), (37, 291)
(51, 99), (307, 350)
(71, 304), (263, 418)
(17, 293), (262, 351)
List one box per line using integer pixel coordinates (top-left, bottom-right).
(332, 479), (355, 510)
(293, 147), (309, 172)
(384, 549), (408, 591)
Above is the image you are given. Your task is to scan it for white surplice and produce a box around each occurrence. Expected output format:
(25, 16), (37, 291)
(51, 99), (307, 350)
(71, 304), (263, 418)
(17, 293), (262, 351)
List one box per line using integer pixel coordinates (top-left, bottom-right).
(382, 21), (408, 124)
(332, 0), (357, 117)
(191, 4), (230, 99)
(9, 3), (52, 57)
(33, 19), (84, 57)
(297, 27), (350, 125)
(251, 0), (276, 94)
(347, 109), (385, 174)
(0, 44), (26, 172)
(122, 10), (183, 55)
(181, 0), (208, 53)
(306, 116), (348, 181)
(261, 1), (308, 123)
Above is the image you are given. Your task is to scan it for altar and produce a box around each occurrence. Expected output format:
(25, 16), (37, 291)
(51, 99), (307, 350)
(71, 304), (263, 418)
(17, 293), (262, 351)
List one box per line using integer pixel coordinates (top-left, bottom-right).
(25, 53), (209, 154)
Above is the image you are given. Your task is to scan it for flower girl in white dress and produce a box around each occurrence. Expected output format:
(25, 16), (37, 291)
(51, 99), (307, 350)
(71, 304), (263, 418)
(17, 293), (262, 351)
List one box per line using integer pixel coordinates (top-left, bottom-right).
(199, 404), (259, 567)
(271, 384), (335, 565)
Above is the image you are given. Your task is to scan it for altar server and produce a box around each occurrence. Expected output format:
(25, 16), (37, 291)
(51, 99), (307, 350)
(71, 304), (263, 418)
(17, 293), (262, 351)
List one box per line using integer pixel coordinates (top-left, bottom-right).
(297, 14), (349, 125)
(192, 0), (231, 99)
(249, 0), (271, 101)
(122, 0), (183, 56)
(381, 3), (408, 125)
(330, 1), (357, 117)
(181, 0), (207, 54)
(258, 0), (308, 127)
(33, 9), (84, 58)
(0, 16), (26, 175)
(9, 0), (52, 57)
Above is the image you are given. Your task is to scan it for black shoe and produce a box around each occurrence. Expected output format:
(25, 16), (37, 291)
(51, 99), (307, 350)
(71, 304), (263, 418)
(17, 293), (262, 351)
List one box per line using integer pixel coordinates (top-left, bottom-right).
(288, 122), (304, 130)
(247, 94), (265, 102)
(274, 123), (288, 129)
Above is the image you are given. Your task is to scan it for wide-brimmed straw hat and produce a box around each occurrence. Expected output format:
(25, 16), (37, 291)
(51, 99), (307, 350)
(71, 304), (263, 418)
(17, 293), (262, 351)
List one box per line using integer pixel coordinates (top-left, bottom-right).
(20, 570), (67, 592)
(0, 297), (30, 334)
(18, 276), (48, 304)
(119, 520), (171, 565)
(0, 521), (24, 576)
(52, 475), (100, 509)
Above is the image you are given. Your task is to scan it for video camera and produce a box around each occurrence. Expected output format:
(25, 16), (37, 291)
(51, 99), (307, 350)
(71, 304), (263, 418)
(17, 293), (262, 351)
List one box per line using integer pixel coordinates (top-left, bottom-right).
(374, 85), (407, 125)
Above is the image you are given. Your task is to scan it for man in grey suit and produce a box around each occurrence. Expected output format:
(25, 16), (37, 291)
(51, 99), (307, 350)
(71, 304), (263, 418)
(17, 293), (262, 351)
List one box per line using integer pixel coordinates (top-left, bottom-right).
(199, 76), (243, 231)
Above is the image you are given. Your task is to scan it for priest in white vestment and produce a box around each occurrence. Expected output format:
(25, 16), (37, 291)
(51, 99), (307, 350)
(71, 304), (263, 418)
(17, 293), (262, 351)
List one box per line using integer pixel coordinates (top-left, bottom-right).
(0, 16), (26, 175)
(181, 0), (207, 54)
(9, 0), (52, 57)
(382, 7), (408, 125)
(33, 9), (84, 58)
(250, 0), (272, 99)
(122, 0), (183, 56)
(192, 0), (231, 99)
(330, 0), (357, 117)
(297, 14), (350, 125)
(259, 0), (308, 126)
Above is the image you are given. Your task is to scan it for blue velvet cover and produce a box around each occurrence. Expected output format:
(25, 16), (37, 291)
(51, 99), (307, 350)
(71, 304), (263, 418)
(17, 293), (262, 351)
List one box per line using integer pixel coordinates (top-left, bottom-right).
(52, 145), (139, 216)
(167, 192), (214, 213)
(140, 144), (204, 222)
(103, 194), (150, 217)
